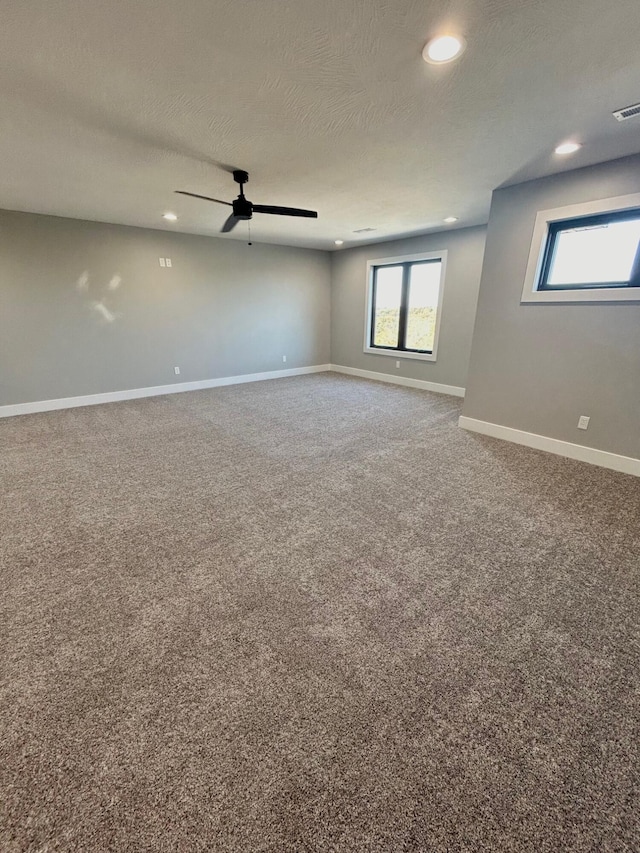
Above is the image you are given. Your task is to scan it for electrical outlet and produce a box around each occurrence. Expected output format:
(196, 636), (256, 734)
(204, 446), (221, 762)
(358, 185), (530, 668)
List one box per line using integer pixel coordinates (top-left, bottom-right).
(166, 258), (172, 267)
(174, 366), (180, 375)
(159, 257), (166, 267)
(282, 355), (287, 363)
(396, 360), (400, 368)
(577, 415), (590, 430)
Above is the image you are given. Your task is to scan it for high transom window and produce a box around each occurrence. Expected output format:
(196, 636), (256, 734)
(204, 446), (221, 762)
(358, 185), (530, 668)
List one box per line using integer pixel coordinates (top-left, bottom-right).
(521, 194), (640, 303)
(538, 208), (640, 291)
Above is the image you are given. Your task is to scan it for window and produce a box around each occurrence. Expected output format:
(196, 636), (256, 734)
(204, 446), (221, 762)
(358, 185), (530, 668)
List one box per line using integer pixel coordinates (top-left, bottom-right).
(365, 251), (446, 361)
(539, 209), (640, 291)
(522, 193), (640, 303)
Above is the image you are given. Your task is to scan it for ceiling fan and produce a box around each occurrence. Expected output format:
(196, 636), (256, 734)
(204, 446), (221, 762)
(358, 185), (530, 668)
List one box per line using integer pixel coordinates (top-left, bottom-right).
(176, 170), (318, 233)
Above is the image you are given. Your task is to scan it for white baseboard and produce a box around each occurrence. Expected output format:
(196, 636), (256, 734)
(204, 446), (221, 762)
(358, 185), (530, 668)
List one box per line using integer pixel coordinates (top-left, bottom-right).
(0, 365), (332, 418)
(330, 364), (465, 398)
(458, 415), (640, 478)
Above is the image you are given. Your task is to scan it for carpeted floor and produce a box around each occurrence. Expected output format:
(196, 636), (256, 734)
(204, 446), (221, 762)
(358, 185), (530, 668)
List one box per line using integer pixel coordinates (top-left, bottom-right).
(1, 373), (639, 852)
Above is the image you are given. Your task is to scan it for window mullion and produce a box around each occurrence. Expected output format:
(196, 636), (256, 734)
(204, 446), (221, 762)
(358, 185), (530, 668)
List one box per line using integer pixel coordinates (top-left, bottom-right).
(397, 263), (410, 349)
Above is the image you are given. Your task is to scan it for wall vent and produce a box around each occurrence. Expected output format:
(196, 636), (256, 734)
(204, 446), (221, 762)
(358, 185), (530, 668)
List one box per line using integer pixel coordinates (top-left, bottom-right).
(613, 102), (640, 122)
(353, 227), (377, 233)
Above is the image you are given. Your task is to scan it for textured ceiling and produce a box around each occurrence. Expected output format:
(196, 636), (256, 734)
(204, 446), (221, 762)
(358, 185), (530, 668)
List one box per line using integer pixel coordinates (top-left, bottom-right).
(2, 0), (640, 249)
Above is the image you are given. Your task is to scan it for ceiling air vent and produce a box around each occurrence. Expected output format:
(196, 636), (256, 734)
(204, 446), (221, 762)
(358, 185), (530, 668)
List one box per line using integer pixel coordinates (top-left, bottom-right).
(612, 102), (640, 122)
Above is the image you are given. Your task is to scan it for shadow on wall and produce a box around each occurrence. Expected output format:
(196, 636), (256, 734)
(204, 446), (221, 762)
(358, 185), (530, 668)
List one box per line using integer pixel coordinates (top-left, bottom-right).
(76, 270), (123, 324)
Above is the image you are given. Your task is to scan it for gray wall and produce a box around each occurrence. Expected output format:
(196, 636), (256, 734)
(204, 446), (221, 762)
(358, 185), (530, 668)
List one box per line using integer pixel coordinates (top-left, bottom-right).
(330, 227), (487, 390)
(0, 210), (330, 405)
(463, 153), (640, 460)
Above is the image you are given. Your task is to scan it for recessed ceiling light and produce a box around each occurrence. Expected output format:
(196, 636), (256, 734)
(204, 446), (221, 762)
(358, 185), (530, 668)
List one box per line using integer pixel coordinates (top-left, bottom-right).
(444, 216), (459, 224)
(423, 35), (466, 65)
(163, 212), (178, 221)
(554, 142), (582, 156)
(334, 240), (344, 246)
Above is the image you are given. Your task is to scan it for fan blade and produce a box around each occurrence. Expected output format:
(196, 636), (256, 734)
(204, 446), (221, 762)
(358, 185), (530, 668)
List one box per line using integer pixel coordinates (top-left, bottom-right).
(221, 214), (240, 233)
(175, 191), (232, 206)
(252, 204), (318, 219)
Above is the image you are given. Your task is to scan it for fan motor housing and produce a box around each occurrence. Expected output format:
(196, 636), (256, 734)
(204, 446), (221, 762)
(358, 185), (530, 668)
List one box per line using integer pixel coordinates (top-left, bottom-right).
(232, 197), (253, 220)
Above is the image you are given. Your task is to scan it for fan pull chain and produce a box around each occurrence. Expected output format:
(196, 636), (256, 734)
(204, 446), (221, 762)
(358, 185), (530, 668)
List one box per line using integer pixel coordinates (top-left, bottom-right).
(248, 220), (252, 246)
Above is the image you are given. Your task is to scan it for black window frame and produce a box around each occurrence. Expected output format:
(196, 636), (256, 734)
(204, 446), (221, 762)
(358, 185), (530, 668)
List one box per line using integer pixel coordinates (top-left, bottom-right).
(369, 258), (442, 355)
(538, 207), (640, 292)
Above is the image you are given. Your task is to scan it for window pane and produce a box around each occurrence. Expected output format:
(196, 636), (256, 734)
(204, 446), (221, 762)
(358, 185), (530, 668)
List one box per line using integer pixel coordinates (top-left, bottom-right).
(405, 261), (441, 351)
(547, 218), (640, 286)
(373, 266), (402, 348)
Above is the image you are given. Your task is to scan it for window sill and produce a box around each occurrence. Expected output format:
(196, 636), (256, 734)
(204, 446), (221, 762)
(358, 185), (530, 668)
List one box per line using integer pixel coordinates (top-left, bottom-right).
(522, 287), (640, 304)
(364, 346), (437, 362)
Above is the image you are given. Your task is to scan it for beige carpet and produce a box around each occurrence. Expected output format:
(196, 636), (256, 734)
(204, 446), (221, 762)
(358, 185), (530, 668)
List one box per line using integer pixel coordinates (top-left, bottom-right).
(1, 373), (639, 852)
